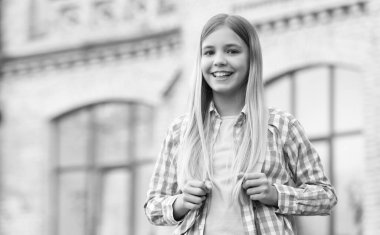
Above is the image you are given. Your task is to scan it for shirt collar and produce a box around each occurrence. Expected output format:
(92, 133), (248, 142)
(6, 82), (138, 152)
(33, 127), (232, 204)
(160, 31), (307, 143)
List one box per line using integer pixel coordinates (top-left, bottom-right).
(208, 100), (247, 125)
(208, 101), (218, 115)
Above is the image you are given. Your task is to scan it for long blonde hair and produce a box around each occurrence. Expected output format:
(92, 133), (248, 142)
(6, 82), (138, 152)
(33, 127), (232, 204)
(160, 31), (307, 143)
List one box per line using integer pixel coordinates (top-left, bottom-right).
(178, 14), (268, 202)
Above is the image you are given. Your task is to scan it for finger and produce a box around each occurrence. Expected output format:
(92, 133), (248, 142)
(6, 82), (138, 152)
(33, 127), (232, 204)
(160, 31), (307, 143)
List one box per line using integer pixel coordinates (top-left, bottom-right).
(246, 186), (265, 196)
(183, 201), (203, 210)
(237, 172), (245, 180)
(250, 193), (265, 201)
(242, 179), (264, 189)
(184, 180), (207, 195)
(200, 180), (208, 192)
(183, 185), (207, 196)
(183, 194), (206, 205)
(188, 180), (206, 188)
(244, 172), (265, 180)
(202, 180), (213, 192)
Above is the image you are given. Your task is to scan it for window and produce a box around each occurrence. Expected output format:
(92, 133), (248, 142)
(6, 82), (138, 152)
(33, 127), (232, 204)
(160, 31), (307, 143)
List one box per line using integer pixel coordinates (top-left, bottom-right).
(265, 64), (363, 235)
(51, 101), (157, 235)
(29, 0), (179, 40)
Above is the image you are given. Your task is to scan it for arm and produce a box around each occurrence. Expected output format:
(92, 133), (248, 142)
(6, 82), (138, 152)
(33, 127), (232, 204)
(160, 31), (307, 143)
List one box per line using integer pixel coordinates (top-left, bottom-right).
(274, 119), (338, 215)
(144, 117), (211, 225)
(144, 120), (182, 226)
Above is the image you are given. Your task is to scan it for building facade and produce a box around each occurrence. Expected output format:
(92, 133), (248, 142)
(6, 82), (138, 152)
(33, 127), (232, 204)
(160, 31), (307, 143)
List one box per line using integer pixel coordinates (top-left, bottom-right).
(0, 0), (379, 235)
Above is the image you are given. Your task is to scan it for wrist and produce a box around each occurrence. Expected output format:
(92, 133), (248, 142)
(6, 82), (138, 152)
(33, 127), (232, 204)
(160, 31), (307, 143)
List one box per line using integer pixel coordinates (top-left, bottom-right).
(173, 194), (189, 221)
(270, 185), (279, 206)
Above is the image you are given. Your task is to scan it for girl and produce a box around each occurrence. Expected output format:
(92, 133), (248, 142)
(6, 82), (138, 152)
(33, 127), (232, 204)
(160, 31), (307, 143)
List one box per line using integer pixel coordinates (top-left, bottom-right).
(144, 13), (337, 235)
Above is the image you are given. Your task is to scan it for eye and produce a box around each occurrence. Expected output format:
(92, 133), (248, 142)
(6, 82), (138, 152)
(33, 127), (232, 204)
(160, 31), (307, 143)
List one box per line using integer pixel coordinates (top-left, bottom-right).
(226, 49), (240, 54)
(202, 50), (214, 56)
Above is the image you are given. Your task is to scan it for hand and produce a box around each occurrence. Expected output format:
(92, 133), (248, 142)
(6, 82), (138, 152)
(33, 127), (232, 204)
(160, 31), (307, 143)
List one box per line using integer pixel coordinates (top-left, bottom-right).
(241, 173), (278, 206)
(173, 180), (212, 220)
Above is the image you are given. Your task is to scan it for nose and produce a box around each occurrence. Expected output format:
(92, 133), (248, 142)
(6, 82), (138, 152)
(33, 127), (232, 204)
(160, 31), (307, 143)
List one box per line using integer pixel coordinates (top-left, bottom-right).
(213, 52), (227, 66)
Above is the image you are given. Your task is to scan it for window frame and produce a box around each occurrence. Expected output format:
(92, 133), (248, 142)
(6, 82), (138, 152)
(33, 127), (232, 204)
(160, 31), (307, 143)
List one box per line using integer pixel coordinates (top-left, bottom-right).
(264, 63), (362, 235)
(49, 100), (155, 235)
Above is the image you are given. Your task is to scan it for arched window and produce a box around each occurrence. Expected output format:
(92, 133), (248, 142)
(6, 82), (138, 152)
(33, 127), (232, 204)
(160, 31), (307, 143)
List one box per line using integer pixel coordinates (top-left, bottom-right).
(50, 101), (157, 235)
(265, 64), (363, 235)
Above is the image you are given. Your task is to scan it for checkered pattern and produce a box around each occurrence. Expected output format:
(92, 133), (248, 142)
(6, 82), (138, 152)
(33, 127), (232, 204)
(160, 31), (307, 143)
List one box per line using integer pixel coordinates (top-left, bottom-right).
(144, 105), (337, 235)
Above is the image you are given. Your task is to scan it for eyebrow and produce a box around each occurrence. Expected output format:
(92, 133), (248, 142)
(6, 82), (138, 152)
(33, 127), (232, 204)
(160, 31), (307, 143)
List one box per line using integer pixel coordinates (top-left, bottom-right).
(202, 43), (243, 50)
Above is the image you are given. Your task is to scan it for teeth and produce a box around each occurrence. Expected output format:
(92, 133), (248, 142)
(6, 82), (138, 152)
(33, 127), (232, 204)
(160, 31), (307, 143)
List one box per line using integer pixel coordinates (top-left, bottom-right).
(213, 71), (232, 77)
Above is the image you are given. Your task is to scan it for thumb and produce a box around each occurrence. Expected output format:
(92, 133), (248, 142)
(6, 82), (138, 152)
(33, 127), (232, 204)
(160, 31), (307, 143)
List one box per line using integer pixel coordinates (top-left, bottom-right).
(237, 172), (245, 180)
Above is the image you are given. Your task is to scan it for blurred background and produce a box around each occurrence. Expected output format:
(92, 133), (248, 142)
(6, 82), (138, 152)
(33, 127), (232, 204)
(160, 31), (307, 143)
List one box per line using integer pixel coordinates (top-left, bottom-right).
(0, 0), (379, 234)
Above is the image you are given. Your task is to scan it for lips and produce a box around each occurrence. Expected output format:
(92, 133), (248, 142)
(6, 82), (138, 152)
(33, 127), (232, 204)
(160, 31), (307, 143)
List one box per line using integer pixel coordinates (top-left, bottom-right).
(211, 71), (233, 77)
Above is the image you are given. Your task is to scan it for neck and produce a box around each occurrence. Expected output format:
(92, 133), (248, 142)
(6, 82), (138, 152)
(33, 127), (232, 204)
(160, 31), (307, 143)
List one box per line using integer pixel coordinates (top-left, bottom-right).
(212, 91), (245, 116)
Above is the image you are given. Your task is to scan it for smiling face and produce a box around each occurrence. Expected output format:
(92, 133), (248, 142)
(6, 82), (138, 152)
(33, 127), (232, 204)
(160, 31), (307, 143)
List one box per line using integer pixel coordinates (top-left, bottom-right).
(201, 25), (250, 99)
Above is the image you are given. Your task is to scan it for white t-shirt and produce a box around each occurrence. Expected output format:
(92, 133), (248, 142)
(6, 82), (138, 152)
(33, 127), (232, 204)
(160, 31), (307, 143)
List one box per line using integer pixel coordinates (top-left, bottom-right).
(204, 116), (245, 235)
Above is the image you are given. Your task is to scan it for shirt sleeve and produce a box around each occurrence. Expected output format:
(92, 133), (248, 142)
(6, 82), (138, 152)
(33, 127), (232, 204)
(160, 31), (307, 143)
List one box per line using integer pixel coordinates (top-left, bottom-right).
(274, 119), (338, 215)
(144, 119), (183, 226)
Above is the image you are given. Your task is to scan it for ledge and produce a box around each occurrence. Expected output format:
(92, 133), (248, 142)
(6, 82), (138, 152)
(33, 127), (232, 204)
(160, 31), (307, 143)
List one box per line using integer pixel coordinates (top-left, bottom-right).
(252, 1), (368, 32)
(1, 28), (181, 76)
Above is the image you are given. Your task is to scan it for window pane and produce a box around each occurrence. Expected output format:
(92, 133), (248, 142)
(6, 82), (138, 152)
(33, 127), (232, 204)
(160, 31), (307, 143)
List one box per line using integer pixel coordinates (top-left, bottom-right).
(311, 141), (330, 178)
(58, 172), (87, 235)
(335, 69), (363, 132)
(58, 109), (89, 167)
(98, 169), (131, 235)
(135, 105), (155, 160)
(265, 76), (291, 112)
(334, 135), (364, 235)
(297, 216), (329, 235)
(95, 103), (131, 165)
(296, 68), (329, 137)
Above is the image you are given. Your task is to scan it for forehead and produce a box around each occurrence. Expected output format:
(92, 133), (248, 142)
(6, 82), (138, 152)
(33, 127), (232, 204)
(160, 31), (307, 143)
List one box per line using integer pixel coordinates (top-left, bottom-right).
(202, 26), (245, 47)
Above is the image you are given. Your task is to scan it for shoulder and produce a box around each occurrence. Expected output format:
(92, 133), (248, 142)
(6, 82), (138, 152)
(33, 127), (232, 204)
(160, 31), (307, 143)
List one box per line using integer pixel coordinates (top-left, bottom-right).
(268, 107), (308, 143)
(268, 107), (297, 129)
(168, 114), (189, 130)
(166, 114), (189, 140)
(267, 107), (303, 141)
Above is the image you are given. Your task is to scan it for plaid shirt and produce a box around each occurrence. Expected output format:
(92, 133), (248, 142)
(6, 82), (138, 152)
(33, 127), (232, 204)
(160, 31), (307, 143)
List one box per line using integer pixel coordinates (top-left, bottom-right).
(145, 104), (337, 235)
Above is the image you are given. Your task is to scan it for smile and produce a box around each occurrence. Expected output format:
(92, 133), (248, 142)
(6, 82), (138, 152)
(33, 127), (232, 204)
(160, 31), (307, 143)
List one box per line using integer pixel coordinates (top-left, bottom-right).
(211, 71), (233, 78)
